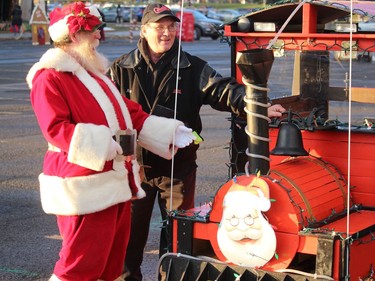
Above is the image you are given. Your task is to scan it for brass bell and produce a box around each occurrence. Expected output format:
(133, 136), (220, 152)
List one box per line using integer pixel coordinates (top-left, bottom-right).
(270, 115), (309, 156)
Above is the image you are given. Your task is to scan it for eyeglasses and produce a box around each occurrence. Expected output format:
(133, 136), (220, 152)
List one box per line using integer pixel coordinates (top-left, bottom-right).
(226, 214), (258, 227)
(147, 23), (177, 33)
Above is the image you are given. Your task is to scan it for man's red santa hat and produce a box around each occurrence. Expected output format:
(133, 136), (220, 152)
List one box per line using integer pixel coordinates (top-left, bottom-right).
(223, 176), (271, 212)
(48, 2), (104, 42)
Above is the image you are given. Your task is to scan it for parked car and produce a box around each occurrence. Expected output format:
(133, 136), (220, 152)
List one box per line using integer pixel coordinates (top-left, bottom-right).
(206, 9), (222, 20)
(47, 3), (62, 16)
(236, 8), (257, 15)
(357, 21), (375, 62)
(100, 6), (131, 23)
(172, 8), (223, 40)
(207, 8), (243, 22)
(132, 6), (145, 21)
(358, 21), (375, 32)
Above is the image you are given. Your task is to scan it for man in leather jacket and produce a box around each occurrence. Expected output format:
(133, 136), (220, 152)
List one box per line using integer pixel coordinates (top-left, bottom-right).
(108, 3), (285, 280)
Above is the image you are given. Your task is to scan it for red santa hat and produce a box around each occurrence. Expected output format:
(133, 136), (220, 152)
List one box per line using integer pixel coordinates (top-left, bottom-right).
(223, 176), (271, 212)
(48, 2), (104, 43)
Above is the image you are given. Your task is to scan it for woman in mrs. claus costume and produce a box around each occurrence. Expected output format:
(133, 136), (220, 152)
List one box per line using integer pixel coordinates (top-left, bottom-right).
(26, 2), (195, 280)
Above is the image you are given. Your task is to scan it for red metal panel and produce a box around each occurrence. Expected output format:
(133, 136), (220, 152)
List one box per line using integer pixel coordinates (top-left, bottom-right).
(297, 235), (319, 254)
(349, 238), (375, 280)
(325, 211), (375, 280)
(351, 192), (375, 206)
(176, 11), (194, 42)
(263, 232), (299, 271)
(269, 129), (375, 207)
(224, 3), (375, 53)
(225, 30), (375, 52)
(302, 2), (317, 35)
(269, 156), (348, 229)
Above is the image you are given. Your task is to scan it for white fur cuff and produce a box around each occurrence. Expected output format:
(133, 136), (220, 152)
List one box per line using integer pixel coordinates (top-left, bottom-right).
(68, 123), (111, 171)
(138, 116), (183, 160)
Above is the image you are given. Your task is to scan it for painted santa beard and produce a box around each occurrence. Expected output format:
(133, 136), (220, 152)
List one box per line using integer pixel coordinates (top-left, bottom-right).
(217, 216), (277, 267)
(224, 224), (263, 240)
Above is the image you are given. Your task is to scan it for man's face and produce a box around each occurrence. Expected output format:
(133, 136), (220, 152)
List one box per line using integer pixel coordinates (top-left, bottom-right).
(142, 18), (177, 56)
(70, 29), (108, 74)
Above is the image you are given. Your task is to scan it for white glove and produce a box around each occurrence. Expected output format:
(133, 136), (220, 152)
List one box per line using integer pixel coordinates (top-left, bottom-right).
(174, 125), (196, 148)
(106, 139), (123, 161)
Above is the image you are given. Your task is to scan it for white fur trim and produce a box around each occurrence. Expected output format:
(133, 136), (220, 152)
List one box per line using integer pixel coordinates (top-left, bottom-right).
(49, 274), (61, 281)
(26, 48), (81, 89)
(131, 159), (145, 198)
(97, 73), (133, 131)
(136, 188), (146, 199)
(138, 116), (183, 160)
(39, 169), (132, 215)
(75, 68), (120, 135)
(48, 15), (70, 43)
(114, 275), (125, 281)
(68, 123), (111, 171)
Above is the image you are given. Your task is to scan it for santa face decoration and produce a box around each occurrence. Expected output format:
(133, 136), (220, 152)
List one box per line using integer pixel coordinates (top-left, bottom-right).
(217, 177), (276, 268)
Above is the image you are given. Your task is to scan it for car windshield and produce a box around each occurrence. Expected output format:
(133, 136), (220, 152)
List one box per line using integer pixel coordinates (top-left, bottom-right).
(191, 10), (206, 20)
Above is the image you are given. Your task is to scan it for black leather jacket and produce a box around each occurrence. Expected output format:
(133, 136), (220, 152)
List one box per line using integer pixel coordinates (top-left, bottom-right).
(108, 39), (246, 179)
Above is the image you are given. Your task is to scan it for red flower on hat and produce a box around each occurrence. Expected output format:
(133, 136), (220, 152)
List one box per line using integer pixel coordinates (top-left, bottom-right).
(66, 2), (102, 34)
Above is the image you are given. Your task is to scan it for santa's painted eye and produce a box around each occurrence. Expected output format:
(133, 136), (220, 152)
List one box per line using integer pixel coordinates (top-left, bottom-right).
(228, 216), (239, 226)
(243, 215), (255, 226)
(226, 214), (258, 227)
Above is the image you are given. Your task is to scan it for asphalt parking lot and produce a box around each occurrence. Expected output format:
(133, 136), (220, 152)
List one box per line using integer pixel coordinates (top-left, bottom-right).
(0, 36), (233, 281)
(1, 32), (374, 280)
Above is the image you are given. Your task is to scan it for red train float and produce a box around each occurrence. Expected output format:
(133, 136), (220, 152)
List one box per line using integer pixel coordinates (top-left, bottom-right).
(161, 1), (375, 280)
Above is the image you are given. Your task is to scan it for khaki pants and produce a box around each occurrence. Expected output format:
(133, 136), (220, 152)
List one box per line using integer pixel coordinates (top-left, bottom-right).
(124, 168), (197, 281)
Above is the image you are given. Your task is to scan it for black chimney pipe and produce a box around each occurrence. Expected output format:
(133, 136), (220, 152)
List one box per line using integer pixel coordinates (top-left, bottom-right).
(236, 49), (274, 175)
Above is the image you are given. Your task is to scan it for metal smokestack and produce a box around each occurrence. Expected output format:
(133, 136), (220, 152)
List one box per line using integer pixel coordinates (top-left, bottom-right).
(236, 49), (274, 175)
